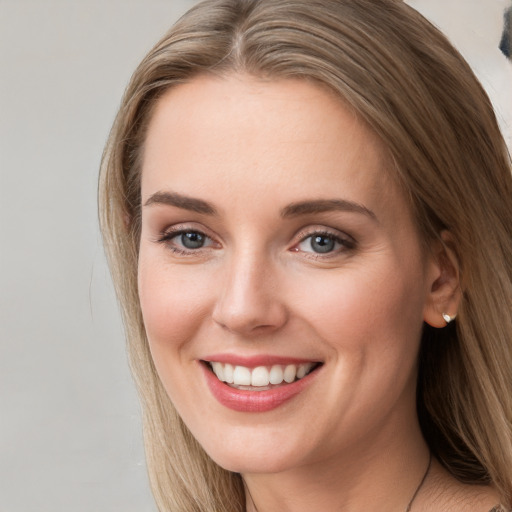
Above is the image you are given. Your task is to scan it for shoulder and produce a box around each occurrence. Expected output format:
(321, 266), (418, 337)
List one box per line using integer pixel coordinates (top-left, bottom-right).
(419, 459), (504, 511)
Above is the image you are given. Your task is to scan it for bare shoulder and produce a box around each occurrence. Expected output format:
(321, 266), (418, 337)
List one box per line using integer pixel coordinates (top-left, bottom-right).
(417, 458), (504, 512)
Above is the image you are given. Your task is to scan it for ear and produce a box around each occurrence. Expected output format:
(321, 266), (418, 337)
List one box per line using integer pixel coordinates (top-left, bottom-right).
(423, 231), (462, 328)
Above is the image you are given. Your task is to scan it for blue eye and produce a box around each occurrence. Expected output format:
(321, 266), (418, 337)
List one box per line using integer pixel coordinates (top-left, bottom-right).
(157, 228), (215, 254)
(296, 231), (353, 255)
(309, 235), (336, 253)
(180, 231), (206, 249)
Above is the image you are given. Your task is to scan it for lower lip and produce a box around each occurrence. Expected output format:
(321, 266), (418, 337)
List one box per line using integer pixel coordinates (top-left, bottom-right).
(200, 362), (320, 413)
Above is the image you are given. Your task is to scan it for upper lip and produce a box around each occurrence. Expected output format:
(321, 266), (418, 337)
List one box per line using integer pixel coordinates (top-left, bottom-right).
(201, 353), (323, 368)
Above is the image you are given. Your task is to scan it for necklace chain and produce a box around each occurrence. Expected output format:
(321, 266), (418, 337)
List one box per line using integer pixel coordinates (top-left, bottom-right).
(246, 452), (432, 512)
(405, 452), (432, 512)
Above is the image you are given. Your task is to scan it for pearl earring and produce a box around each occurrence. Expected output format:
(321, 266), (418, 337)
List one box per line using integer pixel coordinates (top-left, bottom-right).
(442, 313), (456, 324)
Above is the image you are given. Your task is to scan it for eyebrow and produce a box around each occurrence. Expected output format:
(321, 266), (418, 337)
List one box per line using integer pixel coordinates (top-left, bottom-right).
(144, 191), (376, 221)
(281, 199), (377, 221)
(144, 191), (217, 215)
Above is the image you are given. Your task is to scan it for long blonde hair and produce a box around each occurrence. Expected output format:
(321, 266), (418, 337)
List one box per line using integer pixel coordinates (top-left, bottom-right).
(99, 0), (512, 509)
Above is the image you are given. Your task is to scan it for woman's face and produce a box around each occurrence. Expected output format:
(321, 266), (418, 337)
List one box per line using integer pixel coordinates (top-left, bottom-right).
(138, 75), (440, 474)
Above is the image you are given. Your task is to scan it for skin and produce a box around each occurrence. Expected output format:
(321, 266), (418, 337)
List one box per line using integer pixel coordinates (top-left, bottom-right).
(137, 74), (496, 511)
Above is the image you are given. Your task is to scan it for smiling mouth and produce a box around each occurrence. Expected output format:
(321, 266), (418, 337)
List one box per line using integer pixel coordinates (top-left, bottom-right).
(203, 361), (322, 390)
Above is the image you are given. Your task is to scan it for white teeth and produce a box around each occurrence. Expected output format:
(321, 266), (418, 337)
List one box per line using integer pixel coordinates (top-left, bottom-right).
(211, 362), (224, 381)
(209, 361), (316, 387)
(269, 365), (284, 385)
(223, 363), (234, 383)
(296, 364), (307, 379)
(251, 366), (269, 386)
(283, 364), (296, 383)
(233, 366), (252, 386)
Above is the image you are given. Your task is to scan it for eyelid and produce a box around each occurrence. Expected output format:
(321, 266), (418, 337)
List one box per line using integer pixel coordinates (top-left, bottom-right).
(294, 225), (355, 244)
(157, 221), (214, 239)
(155, 223), (221, 254)
(153, 222), (355, 257)
(291, 226), (356, 256)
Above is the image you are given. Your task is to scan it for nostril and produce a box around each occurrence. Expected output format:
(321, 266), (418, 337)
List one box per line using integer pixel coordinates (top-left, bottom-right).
(212, 298), (288, 335)
(211, 261), (288, 334)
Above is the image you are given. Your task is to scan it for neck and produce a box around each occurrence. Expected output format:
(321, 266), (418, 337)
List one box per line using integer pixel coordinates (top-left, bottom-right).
(243, 414), (430, 512)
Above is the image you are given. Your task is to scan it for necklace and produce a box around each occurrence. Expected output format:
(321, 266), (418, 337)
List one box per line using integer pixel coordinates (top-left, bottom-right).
(405, 452), (432, 512)
(245, 452), (432, 512)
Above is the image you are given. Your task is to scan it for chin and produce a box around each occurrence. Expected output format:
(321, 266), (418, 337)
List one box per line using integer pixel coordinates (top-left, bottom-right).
(199, 429), (309, 475)
(210, 450), (299, 475)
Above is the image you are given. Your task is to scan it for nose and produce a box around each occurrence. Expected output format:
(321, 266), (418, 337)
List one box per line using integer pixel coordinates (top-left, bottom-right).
(212, 249), (288, 336)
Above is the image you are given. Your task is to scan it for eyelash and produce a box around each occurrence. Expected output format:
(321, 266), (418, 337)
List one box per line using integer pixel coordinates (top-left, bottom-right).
(156, 226), (356, 258)
(156, 227), (216, 256)
(293, 229), (356, 258)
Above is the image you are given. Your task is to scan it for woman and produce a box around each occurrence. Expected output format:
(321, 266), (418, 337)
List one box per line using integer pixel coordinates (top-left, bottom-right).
(99, 0), (512, 510)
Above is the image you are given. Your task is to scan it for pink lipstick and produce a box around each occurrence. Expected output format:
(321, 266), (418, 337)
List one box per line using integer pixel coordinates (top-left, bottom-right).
(200, 357), (322, 413)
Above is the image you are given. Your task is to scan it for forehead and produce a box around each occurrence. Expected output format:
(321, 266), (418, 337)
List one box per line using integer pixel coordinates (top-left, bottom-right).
(141, 74), (399, 214)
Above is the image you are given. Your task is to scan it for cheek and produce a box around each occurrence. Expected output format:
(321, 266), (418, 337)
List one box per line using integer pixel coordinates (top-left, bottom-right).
(138, 256), (213, 351)
(295, 260), (427, 355)
(297, 262), (426, 425)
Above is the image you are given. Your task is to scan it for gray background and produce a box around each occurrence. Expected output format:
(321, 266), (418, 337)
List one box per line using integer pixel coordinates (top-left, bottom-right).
(1, 1), (510, 511)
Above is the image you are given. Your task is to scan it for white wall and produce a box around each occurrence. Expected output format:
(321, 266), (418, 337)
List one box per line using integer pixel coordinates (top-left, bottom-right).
(0, 2), (195, 511)
(407, 0), (512, 150)
(1, 1), (510, 511)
